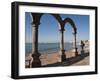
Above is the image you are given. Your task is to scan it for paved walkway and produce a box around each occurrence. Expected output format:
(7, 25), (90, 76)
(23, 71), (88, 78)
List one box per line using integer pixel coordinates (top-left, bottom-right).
(42, 52), (89, 67)
(25, 49), (89, 68)
(72, 56), (89, 66)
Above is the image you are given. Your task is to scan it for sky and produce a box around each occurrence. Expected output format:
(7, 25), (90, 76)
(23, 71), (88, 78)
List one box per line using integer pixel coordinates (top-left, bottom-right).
(25, 12), (89, 43)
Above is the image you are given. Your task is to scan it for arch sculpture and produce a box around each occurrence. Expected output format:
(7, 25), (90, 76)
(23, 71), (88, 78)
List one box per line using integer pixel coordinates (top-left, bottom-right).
(30, 13), (78, 67)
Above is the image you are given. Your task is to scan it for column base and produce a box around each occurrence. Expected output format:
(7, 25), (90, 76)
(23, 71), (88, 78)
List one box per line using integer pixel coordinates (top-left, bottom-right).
(61, 50), (66, 62)
(81, 50), (84, 54)
(75, 48), (78, 56)
(32, 52), (41, 67)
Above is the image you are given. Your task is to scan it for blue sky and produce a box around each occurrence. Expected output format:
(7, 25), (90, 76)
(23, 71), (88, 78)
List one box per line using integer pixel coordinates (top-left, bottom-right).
(25, 12), (89, 43)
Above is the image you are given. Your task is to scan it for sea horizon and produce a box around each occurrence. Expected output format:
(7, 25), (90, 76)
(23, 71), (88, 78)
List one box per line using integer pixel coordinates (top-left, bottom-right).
(25, 42), (80, 55)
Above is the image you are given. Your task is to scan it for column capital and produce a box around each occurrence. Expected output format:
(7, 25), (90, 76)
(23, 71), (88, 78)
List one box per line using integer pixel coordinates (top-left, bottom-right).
(31, 23), (41, 30)
(59, 28), (65, 32)
(31, 22), (40, 26)
(72, 31), (77, 34)
(72, 28), (77, 34)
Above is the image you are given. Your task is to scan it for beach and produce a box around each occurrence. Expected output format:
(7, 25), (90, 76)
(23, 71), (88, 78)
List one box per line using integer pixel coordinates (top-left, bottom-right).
(25, 47), (89, 68)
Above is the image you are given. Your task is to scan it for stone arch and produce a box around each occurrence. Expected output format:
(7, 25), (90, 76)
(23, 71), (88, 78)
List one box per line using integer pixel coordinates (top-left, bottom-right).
(58, 18), (78, 62)
(30, 13), (78, 67)
(30, 13), (63, 67)
(63, 18), (78, 56)
(31, 13), (62, 29)
(40, 14), (62, 23)
(63, 17), (77, 33)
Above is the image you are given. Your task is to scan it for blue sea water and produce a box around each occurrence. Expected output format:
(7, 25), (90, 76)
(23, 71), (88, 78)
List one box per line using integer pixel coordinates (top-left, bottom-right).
(25, 43), (75, 54)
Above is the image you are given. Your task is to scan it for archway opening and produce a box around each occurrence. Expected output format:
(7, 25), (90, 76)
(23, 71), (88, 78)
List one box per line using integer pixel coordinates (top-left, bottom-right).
(64, 23), (75, 58)
(38, 14), (60, 65)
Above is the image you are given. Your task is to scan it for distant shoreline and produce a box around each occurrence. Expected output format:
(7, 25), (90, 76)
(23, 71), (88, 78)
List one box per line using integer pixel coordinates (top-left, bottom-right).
(25, 42), (77, 55)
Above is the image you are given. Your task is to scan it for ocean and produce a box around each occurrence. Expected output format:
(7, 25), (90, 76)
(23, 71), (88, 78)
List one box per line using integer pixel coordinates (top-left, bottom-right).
(25, 43), (77, 55)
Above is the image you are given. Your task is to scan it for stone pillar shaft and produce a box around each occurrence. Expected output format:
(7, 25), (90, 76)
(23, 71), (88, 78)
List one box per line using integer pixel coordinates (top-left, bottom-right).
(59, 29), (66, 62)
(32, 24), (38, 53)
(31, 23), (41, 67)
(73, 32), (78, 56)
(60, 30), (64, 50)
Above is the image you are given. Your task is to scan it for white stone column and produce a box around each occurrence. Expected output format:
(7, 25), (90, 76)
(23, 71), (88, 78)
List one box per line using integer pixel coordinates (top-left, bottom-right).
(32, 24), (38, 53)
(31, 23), (41, 67)
(73, 29), (78, 56)
(59, 28), (66, 62)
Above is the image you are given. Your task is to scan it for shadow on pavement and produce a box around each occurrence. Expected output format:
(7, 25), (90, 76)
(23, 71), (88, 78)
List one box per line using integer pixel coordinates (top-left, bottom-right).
(42, 52), (89, 67)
